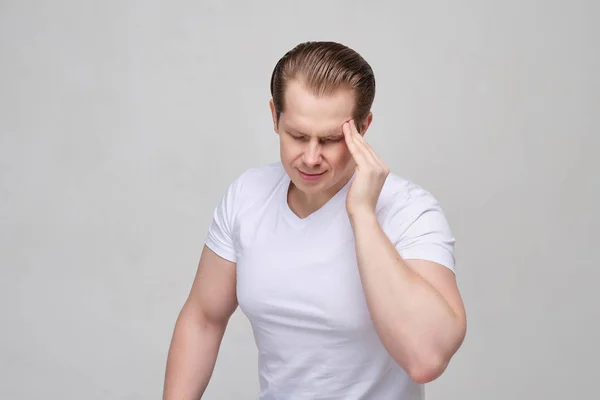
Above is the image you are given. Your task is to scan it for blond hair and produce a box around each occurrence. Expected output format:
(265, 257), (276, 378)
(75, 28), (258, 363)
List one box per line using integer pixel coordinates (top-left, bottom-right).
(270, 41), (376, 132)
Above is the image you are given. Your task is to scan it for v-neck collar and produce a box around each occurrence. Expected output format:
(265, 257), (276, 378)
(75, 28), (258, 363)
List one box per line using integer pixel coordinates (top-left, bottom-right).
(280, 172), (355, 228)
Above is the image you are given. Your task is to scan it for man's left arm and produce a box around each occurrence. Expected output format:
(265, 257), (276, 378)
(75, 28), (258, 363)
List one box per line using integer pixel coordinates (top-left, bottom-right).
(341, 119), (466, 384)
(350, 210), (466, 384)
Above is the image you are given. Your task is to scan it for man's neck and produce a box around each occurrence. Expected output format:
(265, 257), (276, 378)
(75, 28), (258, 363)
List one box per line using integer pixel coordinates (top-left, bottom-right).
(288, 169), (354, 218)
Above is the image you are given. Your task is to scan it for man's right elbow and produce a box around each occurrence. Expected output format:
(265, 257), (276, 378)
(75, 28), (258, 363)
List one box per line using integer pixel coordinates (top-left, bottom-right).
(177, 302), (228, 335)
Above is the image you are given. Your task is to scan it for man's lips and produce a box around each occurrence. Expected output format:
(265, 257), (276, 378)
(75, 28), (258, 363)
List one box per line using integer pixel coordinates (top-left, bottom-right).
(299, 170), (325, 176)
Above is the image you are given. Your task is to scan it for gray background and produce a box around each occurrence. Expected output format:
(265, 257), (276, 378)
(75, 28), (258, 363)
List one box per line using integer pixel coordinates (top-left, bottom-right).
(1, 1), (598, 399)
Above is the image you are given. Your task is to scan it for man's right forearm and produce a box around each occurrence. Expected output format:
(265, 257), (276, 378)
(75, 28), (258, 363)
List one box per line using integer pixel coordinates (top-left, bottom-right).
(163, 306), (227, 399)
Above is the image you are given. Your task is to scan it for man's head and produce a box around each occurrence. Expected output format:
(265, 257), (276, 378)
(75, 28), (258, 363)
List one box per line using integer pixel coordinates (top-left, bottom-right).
(269, 41), (376, 198)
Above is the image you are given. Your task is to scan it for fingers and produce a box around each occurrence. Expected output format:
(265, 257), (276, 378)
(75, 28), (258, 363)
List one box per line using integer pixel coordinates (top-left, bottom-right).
(343, 121), (368, 166)
(343, 120), (387, 171)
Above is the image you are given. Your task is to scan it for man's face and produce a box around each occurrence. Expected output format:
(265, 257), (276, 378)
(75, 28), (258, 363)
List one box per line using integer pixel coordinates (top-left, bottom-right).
(270, 79), (371, 198)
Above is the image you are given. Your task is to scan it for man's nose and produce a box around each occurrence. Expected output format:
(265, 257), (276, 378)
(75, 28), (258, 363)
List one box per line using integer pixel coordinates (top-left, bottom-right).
(302, 142), (322, 166)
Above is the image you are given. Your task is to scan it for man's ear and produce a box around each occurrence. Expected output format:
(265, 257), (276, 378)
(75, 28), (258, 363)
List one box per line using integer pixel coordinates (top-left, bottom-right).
(269, 99), (279, 134)
(359, 112), (374, 136)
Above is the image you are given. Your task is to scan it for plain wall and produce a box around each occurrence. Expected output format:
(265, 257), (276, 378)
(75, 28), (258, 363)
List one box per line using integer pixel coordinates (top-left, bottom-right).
(1, 1), (598, 399)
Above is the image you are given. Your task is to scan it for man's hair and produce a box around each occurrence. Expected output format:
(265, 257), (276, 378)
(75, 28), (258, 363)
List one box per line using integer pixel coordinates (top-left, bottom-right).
(270, 41), (376, 131)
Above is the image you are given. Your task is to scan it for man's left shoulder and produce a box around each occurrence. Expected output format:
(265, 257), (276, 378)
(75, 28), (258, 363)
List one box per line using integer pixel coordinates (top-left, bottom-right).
(378, 173), (456, 270)
(378, 173), (442, 212)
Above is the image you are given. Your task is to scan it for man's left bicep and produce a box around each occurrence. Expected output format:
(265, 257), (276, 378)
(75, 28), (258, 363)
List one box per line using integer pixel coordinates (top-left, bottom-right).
(404, 258), (466, 323)
(385, 189), (463, 317)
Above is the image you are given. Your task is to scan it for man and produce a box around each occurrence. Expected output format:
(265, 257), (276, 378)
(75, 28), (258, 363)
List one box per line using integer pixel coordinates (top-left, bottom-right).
(163, 41), (466, 399)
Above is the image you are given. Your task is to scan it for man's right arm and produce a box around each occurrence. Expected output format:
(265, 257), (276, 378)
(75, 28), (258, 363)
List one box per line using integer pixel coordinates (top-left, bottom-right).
(163, 245), (238, 399)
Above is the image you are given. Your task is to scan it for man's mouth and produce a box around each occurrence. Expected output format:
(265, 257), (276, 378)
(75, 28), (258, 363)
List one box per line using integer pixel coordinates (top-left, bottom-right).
(298, 169), (326, 181)
(300, 171), (325, 176)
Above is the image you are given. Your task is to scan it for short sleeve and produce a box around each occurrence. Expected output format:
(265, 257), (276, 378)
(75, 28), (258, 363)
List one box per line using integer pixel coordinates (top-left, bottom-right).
(387, 189), (456, 272)
(205, 176), (241, 263)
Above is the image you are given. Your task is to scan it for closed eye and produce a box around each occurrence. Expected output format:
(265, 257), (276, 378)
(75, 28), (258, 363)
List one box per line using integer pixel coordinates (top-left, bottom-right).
(289, 133), (343, 144)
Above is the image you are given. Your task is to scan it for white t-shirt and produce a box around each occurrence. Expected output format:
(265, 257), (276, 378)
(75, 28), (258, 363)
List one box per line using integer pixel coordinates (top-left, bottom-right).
(205, 162), (455, 400)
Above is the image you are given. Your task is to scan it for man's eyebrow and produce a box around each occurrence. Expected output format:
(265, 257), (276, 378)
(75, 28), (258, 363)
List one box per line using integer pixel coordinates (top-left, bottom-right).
(323, 131), (344, 139)
(286, 127), (343, 138)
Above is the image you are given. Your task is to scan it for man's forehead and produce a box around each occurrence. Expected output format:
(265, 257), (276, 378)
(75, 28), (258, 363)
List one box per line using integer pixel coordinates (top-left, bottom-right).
(281, 80), (355, 129)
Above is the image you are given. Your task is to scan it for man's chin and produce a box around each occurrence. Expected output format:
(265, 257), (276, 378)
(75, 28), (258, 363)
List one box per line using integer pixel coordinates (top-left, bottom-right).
(290, 176), (323, 192)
